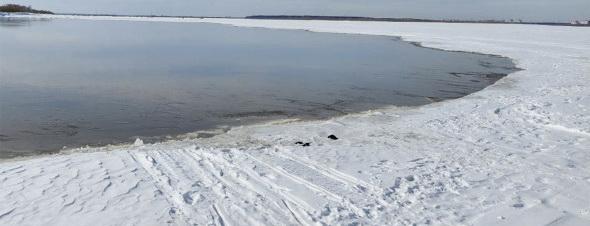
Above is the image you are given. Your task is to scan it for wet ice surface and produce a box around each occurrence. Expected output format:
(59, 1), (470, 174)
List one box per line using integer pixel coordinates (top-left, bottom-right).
(0, 18), (516, 157)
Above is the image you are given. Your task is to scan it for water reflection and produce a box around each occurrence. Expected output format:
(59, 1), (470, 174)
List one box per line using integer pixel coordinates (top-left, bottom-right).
(0, 16), (52, 27)
(0, 18), (518, 158)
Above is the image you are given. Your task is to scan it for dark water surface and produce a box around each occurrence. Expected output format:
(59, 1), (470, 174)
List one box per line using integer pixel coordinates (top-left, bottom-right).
(0, 18), (517, 158)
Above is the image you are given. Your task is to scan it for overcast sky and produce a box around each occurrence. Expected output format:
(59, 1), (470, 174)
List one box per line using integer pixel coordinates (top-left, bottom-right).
(3, 0), (589, 22)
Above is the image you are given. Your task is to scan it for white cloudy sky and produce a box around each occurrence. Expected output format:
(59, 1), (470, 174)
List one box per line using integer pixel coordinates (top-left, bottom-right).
(3, 0), (589, 22)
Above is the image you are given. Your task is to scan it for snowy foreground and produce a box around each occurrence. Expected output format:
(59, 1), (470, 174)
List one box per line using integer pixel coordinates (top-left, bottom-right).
(1, 15), (590, 226)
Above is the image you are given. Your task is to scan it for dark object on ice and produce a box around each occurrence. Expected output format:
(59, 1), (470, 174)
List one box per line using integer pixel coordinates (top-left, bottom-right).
(295, 141), (311, 147)
(512, 203), (524, 208)
(327, 135), (338, 140)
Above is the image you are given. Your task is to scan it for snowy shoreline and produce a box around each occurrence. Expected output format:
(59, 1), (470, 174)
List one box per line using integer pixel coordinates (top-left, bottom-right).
(1, 15), (589, 226)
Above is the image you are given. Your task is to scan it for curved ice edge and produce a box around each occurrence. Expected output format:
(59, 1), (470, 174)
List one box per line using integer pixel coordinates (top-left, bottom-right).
(0, 105), (420, 164)
(0, 14), (522, 161)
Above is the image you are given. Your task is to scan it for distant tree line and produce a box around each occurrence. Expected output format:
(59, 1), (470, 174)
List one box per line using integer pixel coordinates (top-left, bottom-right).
(0, 4), (53, 14)
(246, 15), (589, 27)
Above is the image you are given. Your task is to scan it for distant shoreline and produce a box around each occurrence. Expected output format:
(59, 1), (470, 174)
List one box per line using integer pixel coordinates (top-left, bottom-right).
(0, 4), (53, 14)
(2, 12), (588, 27)
(246, 15), (590, 27)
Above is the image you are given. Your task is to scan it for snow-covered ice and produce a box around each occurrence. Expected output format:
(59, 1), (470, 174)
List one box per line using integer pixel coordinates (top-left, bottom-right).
(1, 15), (590, 226)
